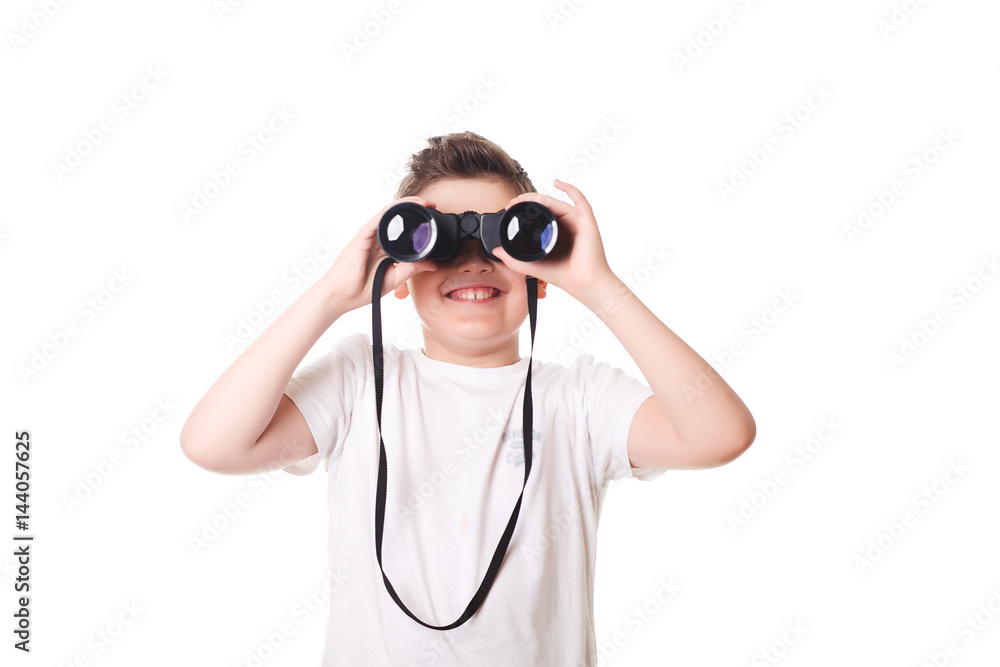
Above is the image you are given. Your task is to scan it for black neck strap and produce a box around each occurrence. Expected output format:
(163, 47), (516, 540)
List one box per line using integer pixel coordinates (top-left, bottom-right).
(371, 257), (537, 630)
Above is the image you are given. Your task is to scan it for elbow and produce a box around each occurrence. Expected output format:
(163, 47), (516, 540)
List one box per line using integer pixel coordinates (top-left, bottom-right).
(180, 423), (259, 475)
(699, 413), (756, 469)
(179, 420), (196, 460)
(179, 422), (210, 470)
(179, 420), (230, 474)
(719, 412), (756, 465)
(180, 439), (233, 474)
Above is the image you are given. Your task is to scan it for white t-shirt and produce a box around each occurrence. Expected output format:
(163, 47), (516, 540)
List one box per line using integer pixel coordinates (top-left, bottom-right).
(283, 332), (663, 666)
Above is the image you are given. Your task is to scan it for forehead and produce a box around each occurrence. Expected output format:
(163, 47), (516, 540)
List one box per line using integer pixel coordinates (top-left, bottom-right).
(416, 177), (517, 214)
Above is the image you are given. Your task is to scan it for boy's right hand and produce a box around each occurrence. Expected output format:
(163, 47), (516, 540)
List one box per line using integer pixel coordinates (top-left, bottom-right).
(320, 197), (440, 314)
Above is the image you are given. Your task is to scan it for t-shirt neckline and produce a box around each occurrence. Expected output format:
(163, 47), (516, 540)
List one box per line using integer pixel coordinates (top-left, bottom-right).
(410, 347), (530, 379)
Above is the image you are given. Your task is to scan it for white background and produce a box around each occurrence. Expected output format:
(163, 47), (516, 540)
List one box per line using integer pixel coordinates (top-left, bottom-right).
(2, 0), (999, 665)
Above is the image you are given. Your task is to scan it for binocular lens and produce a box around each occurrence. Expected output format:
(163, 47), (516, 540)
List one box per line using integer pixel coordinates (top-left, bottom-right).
(504, 203), (558, 260)
(383, 205), (436, 260)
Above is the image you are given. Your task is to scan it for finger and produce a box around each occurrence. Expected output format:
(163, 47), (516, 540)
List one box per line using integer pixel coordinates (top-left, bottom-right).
(368, 196), (438, 229)
(397, 195), (436, 209)
(504, 190), (578, 220)
(413, 258), (438, 271)
(491, 247), (533, 275)
(354, 217), (381, 246)
(360, 196), (438, 251)
(507, 179), (594, 217)
(552, 179), (594, 215)
(386, 259), (436, 291)
(405, 259), (438, 278)
(378, 262), (404, 297)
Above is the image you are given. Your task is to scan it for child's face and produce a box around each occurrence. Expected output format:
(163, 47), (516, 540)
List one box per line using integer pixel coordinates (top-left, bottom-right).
(393, 177), (547, 364)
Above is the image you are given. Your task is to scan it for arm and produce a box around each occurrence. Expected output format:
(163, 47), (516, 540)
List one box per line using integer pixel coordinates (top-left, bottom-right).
(179, 282), (344, 475)
(576, 273), (756, 470)
(180, 196), (441, 475)
(492, 179), (755, 471)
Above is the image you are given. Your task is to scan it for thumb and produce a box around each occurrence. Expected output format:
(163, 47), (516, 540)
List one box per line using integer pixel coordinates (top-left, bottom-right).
(492, 247), (542, 281)
(389, 259), (436, 288)
(491, 246), (525, 270)
(407, 259), (438, 279)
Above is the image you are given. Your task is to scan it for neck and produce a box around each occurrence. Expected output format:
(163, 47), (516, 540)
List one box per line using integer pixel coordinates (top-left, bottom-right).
(420, 331), (521, 368)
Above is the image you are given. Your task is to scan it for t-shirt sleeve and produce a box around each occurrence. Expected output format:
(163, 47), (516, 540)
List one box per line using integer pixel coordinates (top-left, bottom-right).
(281, 332), (365, 476)
(577, 354), (666, 484)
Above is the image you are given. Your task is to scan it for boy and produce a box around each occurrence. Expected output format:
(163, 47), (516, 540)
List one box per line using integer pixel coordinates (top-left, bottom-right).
(181, 132), (756, 665)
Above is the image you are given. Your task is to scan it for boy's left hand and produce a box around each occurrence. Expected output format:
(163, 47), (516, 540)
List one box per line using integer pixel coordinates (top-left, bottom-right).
(490, 179), (616, 301)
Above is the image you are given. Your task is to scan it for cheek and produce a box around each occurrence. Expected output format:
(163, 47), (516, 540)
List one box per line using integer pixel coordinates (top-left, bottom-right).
(412, 285), (451, 320)
(410, 276), (442, 301)
(505, 290), (530, 315)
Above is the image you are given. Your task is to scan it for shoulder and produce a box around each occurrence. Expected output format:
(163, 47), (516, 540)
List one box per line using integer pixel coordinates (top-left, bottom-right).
(533, 352), (651, 412)
(527, 353), (614, 402)
(292, 333), (373, 381)
(325, 332), (372, 364)
(532, 351), (626, 383)
(324, 332), (418, 375)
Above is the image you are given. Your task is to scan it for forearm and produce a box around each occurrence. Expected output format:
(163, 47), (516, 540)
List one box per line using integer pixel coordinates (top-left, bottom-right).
(576, 271), (755, 451)
(180, 281), (348, 459)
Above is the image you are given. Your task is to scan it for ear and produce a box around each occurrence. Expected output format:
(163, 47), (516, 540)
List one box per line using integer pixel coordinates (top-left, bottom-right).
(393, 282), (409, 299)
(537, 279), (547, 298)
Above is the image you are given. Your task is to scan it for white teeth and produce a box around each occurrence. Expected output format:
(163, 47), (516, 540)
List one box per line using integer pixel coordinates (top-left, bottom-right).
(449, 287), (499, 300)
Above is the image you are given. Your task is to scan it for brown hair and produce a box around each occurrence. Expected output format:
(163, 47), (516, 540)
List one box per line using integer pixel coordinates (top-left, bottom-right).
(393, 131), (537, 200)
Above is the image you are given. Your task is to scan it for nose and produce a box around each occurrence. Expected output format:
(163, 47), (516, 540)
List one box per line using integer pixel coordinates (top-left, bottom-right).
(452, 240), (495, 271)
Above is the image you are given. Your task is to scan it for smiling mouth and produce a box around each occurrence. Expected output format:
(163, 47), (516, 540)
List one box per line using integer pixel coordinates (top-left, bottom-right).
(445, 287), (503, 301)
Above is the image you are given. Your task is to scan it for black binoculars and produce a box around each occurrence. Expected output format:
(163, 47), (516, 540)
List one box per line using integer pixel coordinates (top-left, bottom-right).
(377, 200), (559, 263)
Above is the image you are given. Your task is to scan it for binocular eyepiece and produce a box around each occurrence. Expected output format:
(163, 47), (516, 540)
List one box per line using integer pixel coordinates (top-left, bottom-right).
(377, 200), (559, 264)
